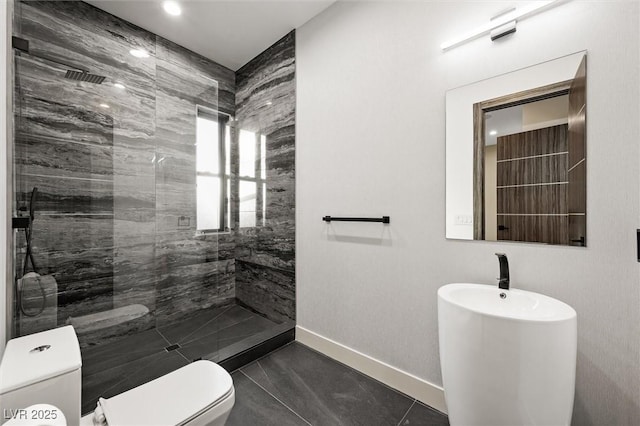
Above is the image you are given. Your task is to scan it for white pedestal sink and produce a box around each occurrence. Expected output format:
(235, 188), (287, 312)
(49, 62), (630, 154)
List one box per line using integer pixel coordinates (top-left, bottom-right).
(438, 283), (577, 426)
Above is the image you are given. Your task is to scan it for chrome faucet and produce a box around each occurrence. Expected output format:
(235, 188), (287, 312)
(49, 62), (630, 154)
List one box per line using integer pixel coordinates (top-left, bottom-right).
(495, 253), (510, 290)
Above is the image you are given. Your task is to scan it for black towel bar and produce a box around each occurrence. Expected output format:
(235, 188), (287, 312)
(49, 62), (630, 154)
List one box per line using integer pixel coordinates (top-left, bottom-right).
(322, 216), (390, 224)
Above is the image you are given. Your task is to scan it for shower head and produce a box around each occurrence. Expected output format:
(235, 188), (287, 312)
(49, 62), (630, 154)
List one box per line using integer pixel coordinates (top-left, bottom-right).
(64, 70), (106, 84)
(12, 36), (108, 85)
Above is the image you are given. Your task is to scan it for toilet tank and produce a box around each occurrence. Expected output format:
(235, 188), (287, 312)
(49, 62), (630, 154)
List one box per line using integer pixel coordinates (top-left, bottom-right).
(0, 326), (82, 426)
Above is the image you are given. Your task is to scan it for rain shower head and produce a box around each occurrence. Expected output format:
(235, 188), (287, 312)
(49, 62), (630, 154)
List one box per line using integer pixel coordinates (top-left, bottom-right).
(13, 36), (108, 84)
(64, 70), (106, 84)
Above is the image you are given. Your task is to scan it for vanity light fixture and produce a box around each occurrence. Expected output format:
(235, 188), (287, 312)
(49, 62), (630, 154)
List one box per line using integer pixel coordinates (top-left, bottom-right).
(163, 1), (182, 16)
(129, 49), (150, 58)
(440, 0), (559, 51)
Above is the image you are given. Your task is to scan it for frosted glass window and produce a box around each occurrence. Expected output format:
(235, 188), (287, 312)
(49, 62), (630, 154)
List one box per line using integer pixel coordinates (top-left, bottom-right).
(197, 175), (220, 230)
(225, 126), (231, 177)
(239, 180), (256, 228)
(239, 129), (256, 177)
(196, 116), (219, 173)
(262, 182), (267, 226)
(260, 135), (266, 179)
(196, 107), (230, 232)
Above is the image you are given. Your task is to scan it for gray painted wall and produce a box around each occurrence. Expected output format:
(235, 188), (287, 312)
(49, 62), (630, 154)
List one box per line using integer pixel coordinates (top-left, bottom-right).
(297, 1), (640, 424)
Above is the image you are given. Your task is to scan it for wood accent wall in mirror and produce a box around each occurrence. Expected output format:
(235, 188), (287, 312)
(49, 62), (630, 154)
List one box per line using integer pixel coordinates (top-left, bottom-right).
(445, 52), (587, 246)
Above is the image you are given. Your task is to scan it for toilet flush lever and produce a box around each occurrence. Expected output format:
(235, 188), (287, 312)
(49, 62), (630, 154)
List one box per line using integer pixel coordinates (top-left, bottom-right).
(30, 344), (51, 353)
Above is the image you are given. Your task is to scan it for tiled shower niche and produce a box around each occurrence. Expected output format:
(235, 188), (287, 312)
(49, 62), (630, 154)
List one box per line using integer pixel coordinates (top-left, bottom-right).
(11, 0), (295, 414)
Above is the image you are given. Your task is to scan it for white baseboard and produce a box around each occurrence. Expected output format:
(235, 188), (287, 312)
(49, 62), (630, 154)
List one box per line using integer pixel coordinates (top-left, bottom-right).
(295, 326), (447, 414)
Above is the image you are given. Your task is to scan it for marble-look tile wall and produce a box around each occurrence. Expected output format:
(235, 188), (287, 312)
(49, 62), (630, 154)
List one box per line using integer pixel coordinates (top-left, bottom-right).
(234, 32), (296, 323)
(13, 0), (236, 345)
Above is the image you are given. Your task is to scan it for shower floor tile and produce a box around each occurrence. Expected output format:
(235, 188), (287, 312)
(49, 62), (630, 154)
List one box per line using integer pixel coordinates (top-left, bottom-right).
(80, 303), (283, 415)
(177, 310), (276, 362)
(80, 328), (168, 376)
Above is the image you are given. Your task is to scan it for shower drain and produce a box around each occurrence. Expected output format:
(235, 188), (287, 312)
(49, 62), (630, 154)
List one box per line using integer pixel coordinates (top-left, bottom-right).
(164, 343), (181, 352)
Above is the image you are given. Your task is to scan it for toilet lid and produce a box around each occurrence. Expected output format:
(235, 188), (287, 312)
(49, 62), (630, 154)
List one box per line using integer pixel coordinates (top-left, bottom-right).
(100, 360), (233, 426)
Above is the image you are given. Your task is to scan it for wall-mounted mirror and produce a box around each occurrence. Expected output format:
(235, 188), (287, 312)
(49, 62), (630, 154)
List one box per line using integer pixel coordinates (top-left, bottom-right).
(446, 52), (586, 246)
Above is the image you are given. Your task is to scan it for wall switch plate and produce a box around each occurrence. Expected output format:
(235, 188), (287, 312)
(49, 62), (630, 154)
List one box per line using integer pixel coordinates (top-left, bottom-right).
(455, 215), (473, 225)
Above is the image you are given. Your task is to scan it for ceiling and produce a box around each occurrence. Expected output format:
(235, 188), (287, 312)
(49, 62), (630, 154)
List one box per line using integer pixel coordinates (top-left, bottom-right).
(86, 0), (335, 71)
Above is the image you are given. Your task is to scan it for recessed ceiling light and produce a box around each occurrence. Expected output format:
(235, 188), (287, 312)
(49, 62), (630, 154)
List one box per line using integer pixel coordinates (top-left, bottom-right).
(489, 130), (498, 136)
(99, 103), (110, 109)
(129, 49), (149, 58)
(163, 1), (182, 16)
(113, 82), (126, 90)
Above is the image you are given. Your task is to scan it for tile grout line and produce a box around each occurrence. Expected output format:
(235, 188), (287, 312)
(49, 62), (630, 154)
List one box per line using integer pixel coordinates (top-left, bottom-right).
(155, 328), (173, 345)
(396, 400), (416, 426)
(180, 315), (254, 346)
(239, 370), (314, 426)
(175, 349), (193, 363)
(155, 329), (192, 363)
(176, 306), (234, 344)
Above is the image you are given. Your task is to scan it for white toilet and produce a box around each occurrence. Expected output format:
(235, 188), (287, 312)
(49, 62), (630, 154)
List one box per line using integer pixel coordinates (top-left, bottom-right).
(0, 326), (235, 426)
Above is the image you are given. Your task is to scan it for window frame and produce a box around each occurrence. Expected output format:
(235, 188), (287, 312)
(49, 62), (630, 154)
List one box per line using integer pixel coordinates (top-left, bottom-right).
(238, 131), (267, 228)
(196, 106), (231, 234)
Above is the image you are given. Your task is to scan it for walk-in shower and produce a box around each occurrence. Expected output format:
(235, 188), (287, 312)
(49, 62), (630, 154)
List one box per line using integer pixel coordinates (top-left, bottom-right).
(10, 0), (295, 415)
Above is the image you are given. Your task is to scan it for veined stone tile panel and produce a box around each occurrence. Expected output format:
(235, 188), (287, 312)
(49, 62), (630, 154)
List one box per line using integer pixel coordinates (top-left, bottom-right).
(155, 238), (235, 270)
(157, 60), (219, 113)
(236, 33), (295, 136)
(15, 66), (115, 144)
(17, 1), (157, 89)
(112, 173), (156, 210)
(154, 260), (235, 326)
(12, 0), (243, 348)
(15, 173), (160, 217)
(16, 173), (114, 214)
(234, 30), (296, 320)
(154, 99), (195, 150)
(155, 181), (196, 233)
(266, 174), (295, 216)
(26, 214), (114, 253)
(154, 143), (196, 185)
(56, 275), (114, 320)
(114, 217), (156, 248)
(265, 125), (295, 172)
(15, 55), (155, 143)
(112, 139), (156, 178)
(156, 36), (234, 115)
(15, 134), (114, 181)
(18, 1), (156, 55)
(236, 260), (295, 323)
(235, 229), (294, 271)
(29, 246), (114, 285)
(113, 243), (156, 277)
(112, 272), (158, 315)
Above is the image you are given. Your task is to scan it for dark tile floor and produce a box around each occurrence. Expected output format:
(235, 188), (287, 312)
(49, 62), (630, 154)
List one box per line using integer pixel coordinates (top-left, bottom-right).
(227, 342), (449, 426)
(80, 304), (282, 414)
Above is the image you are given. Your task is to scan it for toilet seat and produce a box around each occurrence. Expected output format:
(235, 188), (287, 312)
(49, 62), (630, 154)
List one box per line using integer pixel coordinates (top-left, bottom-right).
(98, 360), (233, 426)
